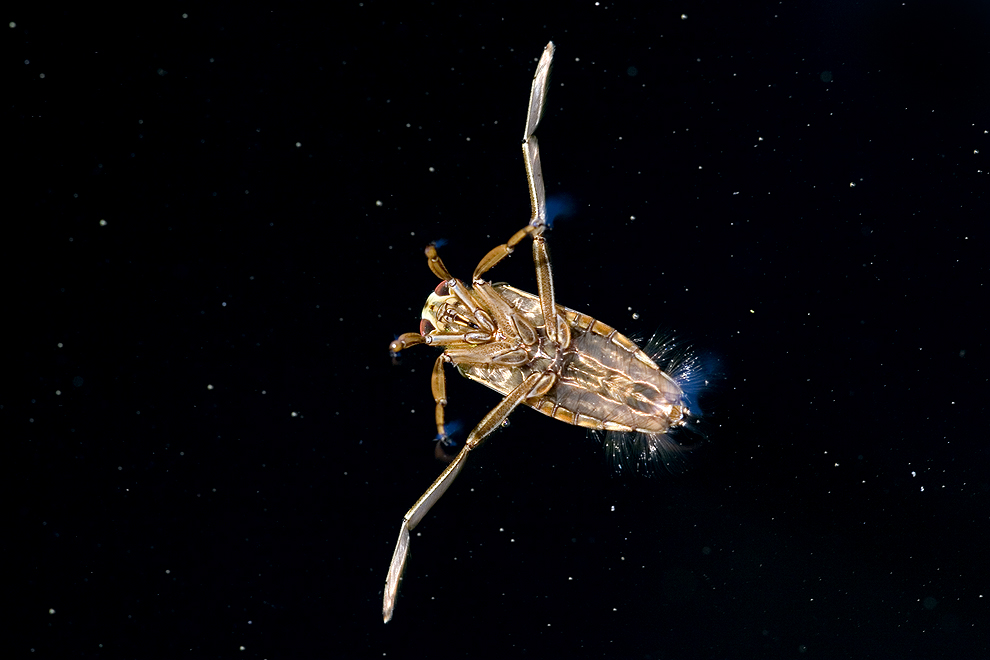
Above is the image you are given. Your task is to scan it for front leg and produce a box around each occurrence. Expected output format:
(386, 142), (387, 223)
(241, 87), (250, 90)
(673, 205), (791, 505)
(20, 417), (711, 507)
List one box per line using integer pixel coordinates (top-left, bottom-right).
(383, 371), (543, 623)
(469, 225), (563, 349)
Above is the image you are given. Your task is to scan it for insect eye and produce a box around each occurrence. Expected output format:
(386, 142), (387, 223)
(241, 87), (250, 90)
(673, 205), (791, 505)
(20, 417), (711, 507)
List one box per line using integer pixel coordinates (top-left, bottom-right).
(434, 281), (450, 296)
(420, 319), (436, 336)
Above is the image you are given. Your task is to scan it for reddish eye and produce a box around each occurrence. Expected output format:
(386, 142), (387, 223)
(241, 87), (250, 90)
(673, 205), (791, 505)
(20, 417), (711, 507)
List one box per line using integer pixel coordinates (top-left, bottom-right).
(420, 319), (436, 336)
(434, 281), (449, 296)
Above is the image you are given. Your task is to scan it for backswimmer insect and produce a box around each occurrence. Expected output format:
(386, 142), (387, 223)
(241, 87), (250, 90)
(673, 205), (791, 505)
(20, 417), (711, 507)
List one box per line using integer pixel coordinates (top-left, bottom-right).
(383, 42), (708, 623)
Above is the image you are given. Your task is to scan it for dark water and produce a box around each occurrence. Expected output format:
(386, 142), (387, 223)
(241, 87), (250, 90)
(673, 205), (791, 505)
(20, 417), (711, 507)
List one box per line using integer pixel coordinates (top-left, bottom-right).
(11, 2), (989, 658)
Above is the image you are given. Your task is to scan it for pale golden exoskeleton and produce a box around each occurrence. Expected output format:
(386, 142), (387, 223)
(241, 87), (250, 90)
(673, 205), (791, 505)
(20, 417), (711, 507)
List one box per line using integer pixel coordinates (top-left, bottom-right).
(383, 42), (706, 623)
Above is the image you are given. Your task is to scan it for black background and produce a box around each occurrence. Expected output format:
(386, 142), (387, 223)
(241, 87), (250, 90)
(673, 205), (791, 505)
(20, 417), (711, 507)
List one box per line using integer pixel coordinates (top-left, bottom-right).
(10, 2), (989, 658)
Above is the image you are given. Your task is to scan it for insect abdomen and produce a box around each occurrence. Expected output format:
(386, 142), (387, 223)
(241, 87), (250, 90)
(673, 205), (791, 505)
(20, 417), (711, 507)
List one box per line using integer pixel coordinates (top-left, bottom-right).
(533, 320), (686, 434)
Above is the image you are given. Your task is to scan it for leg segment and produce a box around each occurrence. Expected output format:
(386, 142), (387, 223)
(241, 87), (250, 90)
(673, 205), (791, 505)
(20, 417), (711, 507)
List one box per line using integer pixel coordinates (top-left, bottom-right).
(382, 370), (542, 623)
(469, 43), (555, 283)
(389, 332), (426, 355)
(523, 43), (554, 230)
(469, 42), (562, 343)
(468, 216), (561, 346)
(471, 223), (539, 282)
(430, 354), (450, 442)
(426, 242), (454, 281)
